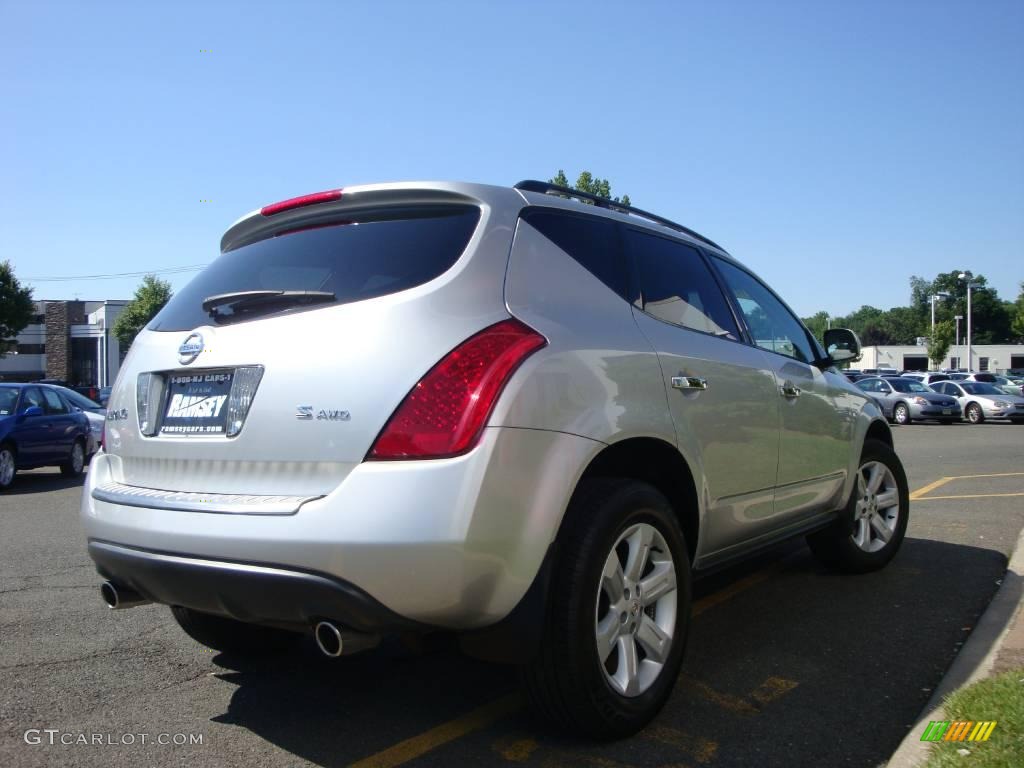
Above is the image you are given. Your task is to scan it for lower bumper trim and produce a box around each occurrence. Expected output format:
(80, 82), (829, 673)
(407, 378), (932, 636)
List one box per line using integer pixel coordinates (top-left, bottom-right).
(87, 539), (426, 633)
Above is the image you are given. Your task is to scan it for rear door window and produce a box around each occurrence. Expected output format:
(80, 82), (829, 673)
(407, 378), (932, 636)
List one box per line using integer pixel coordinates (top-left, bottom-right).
(150, 206), (480, 330)
(627, 231), (739, 339)
(41, 388), (68, 414)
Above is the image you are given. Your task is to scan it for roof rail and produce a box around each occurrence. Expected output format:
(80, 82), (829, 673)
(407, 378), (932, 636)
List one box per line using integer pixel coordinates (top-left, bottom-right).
(513, 180), (725, 252)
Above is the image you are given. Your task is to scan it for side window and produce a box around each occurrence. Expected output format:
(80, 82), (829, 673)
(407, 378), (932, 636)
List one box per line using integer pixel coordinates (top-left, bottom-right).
(521, 210), (626, 299)
(41, 388), (68, 415)
(20, 386), (44, 412)
(712, 258), (816, 363)
(626, 230), (739, 339)
(859, 379), (880, 393)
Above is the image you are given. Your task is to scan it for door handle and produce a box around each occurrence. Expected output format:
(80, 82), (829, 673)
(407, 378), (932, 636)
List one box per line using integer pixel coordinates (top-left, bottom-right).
(780, 382), (801, 399)
(671, 376), (707, 391)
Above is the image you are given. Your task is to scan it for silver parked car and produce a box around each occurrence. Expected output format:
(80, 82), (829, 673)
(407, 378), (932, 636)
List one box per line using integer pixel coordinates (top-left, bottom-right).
(855, 377), (961, 425)
(81, 180), (908, 737)
(932, 381), (1024, 424)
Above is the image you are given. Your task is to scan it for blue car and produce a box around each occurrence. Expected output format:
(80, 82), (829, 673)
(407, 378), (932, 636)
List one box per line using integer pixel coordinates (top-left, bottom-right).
(0, 383), (92, 490)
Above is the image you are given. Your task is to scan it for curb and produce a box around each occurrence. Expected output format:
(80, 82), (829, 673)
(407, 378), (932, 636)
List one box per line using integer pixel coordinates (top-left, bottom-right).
(886, 526), (1024, 767)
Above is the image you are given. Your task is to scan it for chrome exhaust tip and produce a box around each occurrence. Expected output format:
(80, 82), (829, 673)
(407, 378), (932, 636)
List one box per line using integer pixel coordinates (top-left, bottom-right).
(100, 581), (151, 610)
(315, 621), (344, 657)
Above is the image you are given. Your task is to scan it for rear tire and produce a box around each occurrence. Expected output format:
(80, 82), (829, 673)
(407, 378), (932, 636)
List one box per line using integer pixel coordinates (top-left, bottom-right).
(60, 439), (85, 477)
(0, 444), (16, 490)
(807, 440), (909, 573)
(171, 606), (303, 655)
(521, 479), (691, 739)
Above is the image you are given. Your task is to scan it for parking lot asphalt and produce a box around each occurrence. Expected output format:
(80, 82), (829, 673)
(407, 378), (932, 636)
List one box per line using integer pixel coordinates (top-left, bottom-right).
(2, 422), (1022, 768)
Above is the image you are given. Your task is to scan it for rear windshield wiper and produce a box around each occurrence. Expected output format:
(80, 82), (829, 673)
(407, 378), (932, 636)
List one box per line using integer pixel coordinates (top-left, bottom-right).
(202, 290), (336, 318)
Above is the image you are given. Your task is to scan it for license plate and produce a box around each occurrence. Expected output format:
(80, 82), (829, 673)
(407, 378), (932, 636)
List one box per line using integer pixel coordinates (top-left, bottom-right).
(161, 371), (234, 435)
(942, 408), (951, 415)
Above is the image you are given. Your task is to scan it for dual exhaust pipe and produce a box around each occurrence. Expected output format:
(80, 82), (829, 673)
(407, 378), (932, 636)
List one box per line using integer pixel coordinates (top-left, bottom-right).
(100, 582), (378, 658)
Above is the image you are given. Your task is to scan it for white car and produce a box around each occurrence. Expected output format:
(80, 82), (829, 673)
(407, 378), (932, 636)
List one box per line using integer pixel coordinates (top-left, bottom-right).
(931, 381), (1024, 424)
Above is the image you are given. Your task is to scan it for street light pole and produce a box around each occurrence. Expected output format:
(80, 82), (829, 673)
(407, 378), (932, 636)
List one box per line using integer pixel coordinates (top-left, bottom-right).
(958, 272), (973, 371)
(930, 292), (949, 342)
(954, 315), (963, 369)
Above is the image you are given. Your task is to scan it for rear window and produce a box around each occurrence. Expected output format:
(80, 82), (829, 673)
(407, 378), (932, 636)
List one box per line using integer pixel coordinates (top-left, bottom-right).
(150, 206), (480, 331)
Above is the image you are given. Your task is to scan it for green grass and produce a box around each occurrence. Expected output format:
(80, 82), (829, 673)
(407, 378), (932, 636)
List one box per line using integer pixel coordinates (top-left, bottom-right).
(922, 666), (1024, 768)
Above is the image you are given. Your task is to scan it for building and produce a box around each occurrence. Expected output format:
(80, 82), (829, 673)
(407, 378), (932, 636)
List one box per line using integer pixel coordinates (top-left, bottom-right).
(0, 300), (128, 386)
(858, 344), (1024, 373)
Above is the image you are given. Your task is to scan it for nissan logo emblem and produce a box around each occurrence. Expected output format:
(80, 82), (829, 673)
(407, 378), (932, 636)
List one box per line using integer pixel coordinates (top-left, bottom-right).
(178, 332), (204, 365)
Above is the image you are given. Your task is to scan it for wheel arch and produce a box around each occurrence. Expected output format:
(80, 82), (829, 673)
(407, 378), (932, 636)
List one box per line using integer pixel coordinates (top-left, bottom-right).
(573, 436), (700, 564)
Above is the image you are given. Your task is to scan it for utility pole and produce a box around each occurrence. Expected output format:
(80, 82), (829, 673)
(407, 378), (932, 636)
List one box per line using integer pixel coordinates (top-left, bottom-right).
(958, 273), (973, 371)
(954, 315), (963, 369)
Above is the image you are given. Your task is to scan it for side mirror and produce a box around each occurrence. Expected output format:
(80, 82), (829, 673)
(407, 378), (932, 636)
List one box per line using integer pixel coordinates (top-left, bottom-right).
(823, 328), (862, 366)
(19, 405), (43, 420)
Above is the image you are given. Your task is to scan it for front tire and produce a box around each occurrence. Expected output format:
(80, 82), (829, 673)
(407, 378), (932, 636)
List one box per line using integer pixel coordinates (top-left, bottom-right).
(893, 403), (911, 425)
(171, 606), (302, 654)
(807, 439), (909, 573)
(522, 479), (691, 739)
(965, 403), (984, 424)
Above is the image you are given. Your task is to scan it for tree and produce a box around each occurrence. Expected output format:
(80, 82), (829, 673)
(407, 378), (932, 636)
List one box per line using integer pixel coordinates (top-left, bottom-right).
(928, 320), (954, 369)
(113, 275), (173, 349)
(0, 260), (35, 356)
(1012, 282), (1024, 342)
(550, 169), (631, 207)
(801, 310), (831, 343)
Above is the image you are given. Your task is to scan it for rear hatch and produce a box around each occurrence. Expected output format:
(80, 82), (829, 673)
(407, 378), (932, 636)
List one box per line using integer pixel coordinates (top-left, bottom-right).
(103, 183), (519, 497)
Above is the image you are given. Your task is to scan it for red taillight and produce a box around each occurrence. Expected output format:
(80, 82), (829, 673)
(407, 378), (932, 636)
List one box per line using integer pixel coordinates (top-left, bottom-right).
(368, 319), (547, 460)
(260, 189), (343, 216)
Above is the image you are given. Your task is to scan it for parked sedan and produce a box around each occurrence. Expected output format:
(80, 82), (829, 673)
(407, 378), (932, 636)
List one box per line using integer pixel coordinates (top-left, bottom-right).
(856, 377), (961, 425)
(931, 381), (1024, 424)
(0, 383), (92, 490)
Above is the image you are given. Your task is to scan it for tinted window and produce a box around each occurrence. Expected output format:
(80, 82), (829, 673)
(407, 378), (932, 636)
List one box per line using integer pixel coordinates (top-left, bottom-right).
(150, 207), (480, 330)
(522, 210), (625, 298)
(41, 388), (68, 414)
(0, 388), (18, 415)
(712, 258), (816, 363)
(962, 383), (1002, 395)
(627, 231), (739, 339)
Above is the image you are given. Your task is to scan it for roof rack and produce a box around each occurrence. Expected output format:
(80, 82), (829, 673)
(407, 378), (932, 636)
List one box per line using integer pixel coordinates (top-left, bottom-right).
(513, 180), (725, 252)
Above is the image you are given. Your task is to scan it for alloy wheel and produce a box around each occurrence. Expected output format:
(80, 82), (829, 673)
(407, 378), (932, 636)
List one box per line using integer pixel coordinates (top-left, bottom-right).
(894, 404), (909, 425)
(851, 461), (899, 553)
(595, 522), (678, 697)
(0, 449), (14, 487)
(71, 443), (84, 474)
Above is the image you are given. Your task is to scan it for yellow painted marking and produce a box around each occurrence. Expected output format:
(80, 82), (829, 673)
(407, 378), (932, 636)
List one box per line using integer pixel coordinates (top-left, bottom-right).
(349, 693), (521, 768)
(493, 736), (538, 762)
(360, 564), (781, 767)
(980, 721), (997, 741)
(915, 492), (1024, 501)
(681, 675), (759, 714)
(749, 676), (799, 705)
(643, 725), (718, 763)
(910, 477), (952, 500)
(947, 472), (1024, 480)
(692, 565), (779, 617)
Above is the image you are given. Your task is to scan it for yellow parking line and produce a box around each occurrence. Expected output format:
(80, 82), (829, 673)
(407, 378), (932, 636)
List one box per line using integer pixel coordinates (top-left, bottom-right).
(947, 472), (1024, 480)
(910, 477), (952, 500)
(915, 492), (1024, 501)
(352, 563), (780, 767)
(348, 693), (522, 768)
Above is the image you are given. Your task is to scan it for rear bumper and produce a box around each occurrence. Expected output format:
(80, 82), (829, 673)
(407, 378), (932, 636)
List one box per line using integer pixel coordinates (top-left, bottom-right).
(81, 426), (601, 629)
(89, 540), (421, 633)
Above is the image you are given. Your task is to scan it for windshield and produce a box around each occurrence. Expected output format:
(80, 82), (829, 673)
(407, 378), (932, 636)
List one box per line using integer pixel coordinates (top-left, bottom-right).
(150, 206), (480, 330)
(961, 382), (1003, 395)
(889, 379), (930, 393)
(0, 387), (19, 416)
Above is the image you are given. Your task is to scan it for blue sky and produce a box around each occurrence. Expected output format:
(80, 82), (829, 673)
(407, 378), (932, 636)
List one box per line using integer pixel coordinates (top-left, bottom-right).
(2, 0), (1021, 318)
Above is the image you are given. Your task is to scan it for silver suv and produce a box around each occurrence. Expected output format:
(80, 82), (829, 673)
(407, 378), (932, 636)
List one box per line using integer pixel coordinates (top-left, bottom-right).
(83, 180), (908, 737)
